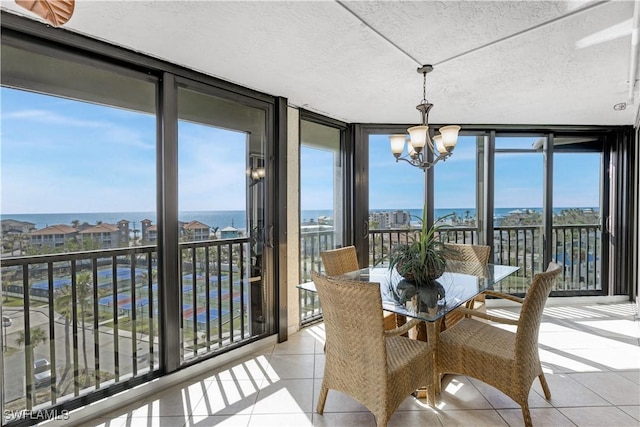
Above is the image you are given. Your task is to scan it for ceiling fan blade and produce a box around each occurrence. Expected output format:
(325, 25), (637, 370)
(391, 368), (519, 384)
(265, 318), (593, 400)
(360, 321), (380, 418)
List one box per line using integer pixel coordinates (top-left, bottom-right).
(15, 0), (75, 27)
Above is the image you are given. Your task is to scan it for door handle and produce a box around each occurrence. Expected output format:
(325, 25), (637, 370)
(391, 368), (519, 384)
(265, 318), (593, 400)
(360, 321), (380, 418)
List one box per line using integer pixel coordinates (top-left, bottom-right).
(266, 225), (274, 248)
(363, 220), (369, 239)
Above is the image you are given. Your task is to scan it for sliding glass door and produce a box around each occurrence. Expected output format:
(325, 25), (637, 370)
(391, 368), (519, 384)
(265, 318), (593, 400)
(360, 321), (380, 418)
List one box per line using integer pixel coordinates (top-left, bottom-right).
(492, 134), (606, 294)
(176, 84), (269, 363)
(493, 136), (545, 292)
(552, 138), (604, 292)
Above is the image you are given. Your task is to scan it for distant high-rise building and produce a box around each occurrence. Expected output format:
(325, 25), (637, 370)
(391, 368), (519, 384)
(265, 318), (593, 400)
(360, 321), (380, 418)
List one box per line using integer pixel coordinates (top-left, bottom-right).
(369, 210), (411, 229)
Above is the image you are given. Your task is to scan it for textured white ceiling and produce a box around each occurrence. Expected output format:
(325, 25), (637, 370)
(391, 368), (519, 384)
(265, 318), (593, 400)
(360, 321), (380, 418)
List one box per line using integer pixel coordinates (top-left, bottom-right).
(2, 0), (638, 126)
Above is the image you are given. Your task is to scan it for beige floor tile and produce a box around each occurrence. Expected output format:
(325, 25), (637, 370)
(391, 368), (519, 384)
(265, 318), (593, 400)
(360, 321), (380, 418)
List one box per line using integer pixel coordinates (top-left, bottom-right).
(569, 372), (640, 406)
(214, 354), (275, 381)
(71, 417), (126, 427)
(618, 405), (640, 421)
(297, 323), (326, 354)
(467, 377), (553, 409)
(271, 334), (317, 355)
(191, 380), (264, 416)
(538, 347), (607, 373)
(530, 373), (610, 407)
(388, 408), (443, 426)
(189, 414), (251, 426)
(312, 412), (375, 427)
(69, 302), (639, 427)
(558, 405), (640, 426)
(120, 383), (205, 420)
(497, 407), (575, 427)
(435, 409), (508, 426)
(575, 319), (640, 340)
(248, 412), (313, 426)
(262, 353), (315, 380)
(313, 353), (325, 378)
(434, 375), (493, 411)
(124, 416), (190, 427)
(251, 379), (314, 414)
(566, 347), (640, 371)
(538, 330), (636, 350)
(541, 305), (612, 321)
(617, 370), (640, 385)
(583, 303), (638, 318)
(311, 379), (369, 413)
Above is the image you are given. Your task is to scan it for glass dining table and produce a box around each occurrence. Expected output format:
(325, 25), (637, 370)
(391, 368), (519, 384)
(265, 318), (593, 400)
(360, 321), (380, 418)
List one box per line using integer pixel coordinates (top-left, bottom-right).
(299, 261), (520, 404)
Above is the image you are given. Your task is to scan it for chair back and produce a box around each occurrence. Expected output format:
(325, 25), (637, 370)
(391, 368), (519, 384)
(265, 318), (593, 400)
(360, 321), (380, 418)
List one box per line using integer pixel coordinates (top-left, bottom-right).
(444, 243), (491, 264)
(515, 263), (562, 364)
(311, 272), (387, 386)
(321, 245), (359, 276)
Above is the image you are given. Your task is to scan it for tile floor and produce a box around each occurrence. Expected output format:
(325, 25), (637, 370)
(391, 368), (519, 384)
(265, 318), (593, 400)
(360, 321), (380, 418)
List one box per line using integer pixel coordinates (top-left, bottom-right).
(59, 302), (640, 426)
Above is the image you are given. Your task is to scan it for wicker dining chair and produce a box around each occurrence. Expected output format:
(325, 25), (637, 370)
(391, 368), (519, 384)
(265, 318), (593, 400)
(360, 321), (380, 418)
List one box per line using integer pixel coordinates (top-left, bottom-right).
(312, 272), (433, 427)
(321, 246), (398, 331)
(437, 262), (562, 427)
(443, 243), (492, 328)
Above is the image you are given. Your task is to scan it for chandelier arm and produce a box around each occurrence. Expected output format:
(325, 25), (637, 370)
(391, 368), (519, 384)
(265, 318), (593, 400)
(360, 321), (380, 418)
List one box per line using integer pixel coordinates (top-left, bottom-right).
(396, 154), (437, 171)
(395, 156), (423, 167)
(426, 152), (453, 168)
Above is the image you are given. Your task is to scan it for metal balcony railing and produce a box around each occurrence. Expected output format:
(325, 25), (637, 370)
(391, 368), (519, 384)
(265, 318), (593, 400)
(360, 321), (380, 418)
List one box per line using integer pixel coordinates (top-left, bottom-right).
(299, 224), (602, 323)
(1, 237), (256, 421)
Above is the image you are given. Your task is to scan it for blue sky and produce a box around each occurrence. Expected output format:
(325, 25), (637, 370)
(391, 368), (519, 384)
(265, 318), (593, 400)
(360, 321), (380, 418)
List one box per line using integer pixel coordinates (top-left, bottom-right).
(1, 87), (247, 214)
(369, 134), (600, 210)
(2, 87), (600, 215)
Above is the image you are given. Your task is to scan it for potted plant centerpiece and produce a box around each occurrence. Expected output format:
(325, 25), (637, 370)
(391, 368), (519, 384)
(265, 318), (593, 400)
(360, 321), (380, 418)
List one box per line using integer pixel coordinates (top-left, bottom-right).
(389, 206), (452, 286)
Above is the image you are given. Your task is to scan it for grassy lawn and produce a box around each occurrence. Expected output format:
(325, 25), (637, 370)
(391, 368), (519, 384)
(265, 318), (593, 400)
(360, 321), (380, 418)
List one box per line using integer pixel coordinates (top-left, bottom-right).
(2, 296), (48, 308)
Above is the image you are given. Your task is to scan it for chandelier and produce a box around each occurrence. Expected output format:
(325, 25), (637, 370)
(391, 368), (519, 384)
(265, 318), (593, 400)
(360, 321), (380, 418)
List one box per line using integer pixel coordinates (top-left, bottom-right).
(389, 65), (460, 171)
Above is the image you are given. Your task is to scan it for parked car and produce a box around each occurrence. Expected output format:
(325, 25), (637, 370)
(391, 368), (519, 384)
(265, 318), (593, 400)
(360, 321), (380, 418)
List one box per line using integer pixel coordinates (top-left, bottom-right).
(33, 358), (51, 388)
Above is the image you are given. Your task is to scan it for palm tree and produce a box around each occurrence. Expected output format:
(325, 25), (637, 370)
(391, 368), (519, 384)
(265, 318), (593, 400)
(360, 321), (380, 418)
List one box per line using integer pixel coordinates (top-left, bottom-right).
(16, 326), (48, 395)
(16, 326), (48, 348)
(53, 285), (74, 383)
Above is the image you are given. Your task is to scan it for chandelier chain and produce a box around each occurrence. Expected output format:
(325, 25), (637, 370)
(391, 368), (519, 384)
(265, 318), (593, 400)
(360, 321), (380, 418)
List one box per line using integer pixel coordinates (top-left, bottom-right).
(422, 71), (427, 105)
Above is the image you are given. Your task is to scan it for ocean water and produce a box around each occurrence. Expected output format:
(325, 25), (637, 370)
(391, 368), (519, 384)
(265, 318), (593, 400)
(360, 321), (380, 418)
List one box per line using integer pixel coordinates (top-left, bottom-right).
(2, 207), (597, 232)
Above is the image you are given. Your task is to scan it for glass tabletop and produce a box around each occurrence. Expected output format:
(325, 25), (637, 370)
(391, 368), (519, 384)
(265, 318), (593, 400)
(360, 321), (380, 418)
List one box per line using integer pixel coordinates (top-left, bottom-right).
(299, 262), (520, 322)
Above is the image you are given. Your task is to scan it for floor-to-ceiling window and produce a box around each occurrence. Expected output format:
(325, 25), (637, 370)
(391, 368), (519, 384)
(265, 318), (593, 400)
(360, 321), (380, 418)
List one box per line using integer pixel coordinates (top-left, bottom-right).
(176, 84), (269, 363)
(434, 135), (482, 244)
(298, 115), (347, 323)
(367, 133), (423, 266)
(357, 126), (613, 297)
(0, 29), (279, 425)
(492, 135), (545, 292)
(552, 138), (603, 292)
(491, 134), (606, 294)
(299, 118), (344, 281)
(1, 42), (158, 419)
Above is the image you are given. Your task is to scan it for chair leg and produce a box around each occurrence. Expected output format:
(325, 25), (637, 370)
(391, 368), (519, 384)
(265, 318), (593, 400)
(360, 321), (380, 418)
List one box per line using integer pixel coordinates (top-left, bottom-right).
(521, 402), (533, 427)
(375, 414), (389, 427)
(538, 373), (551, 400)
(316, 384), (329, 414)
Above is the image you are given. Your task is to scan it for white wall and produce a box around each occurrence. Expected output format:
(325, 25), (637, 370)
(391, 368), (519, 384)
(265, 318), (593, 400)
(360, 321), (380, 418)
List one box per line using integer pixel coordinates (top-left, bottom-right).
(286, 106), (301, 335)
